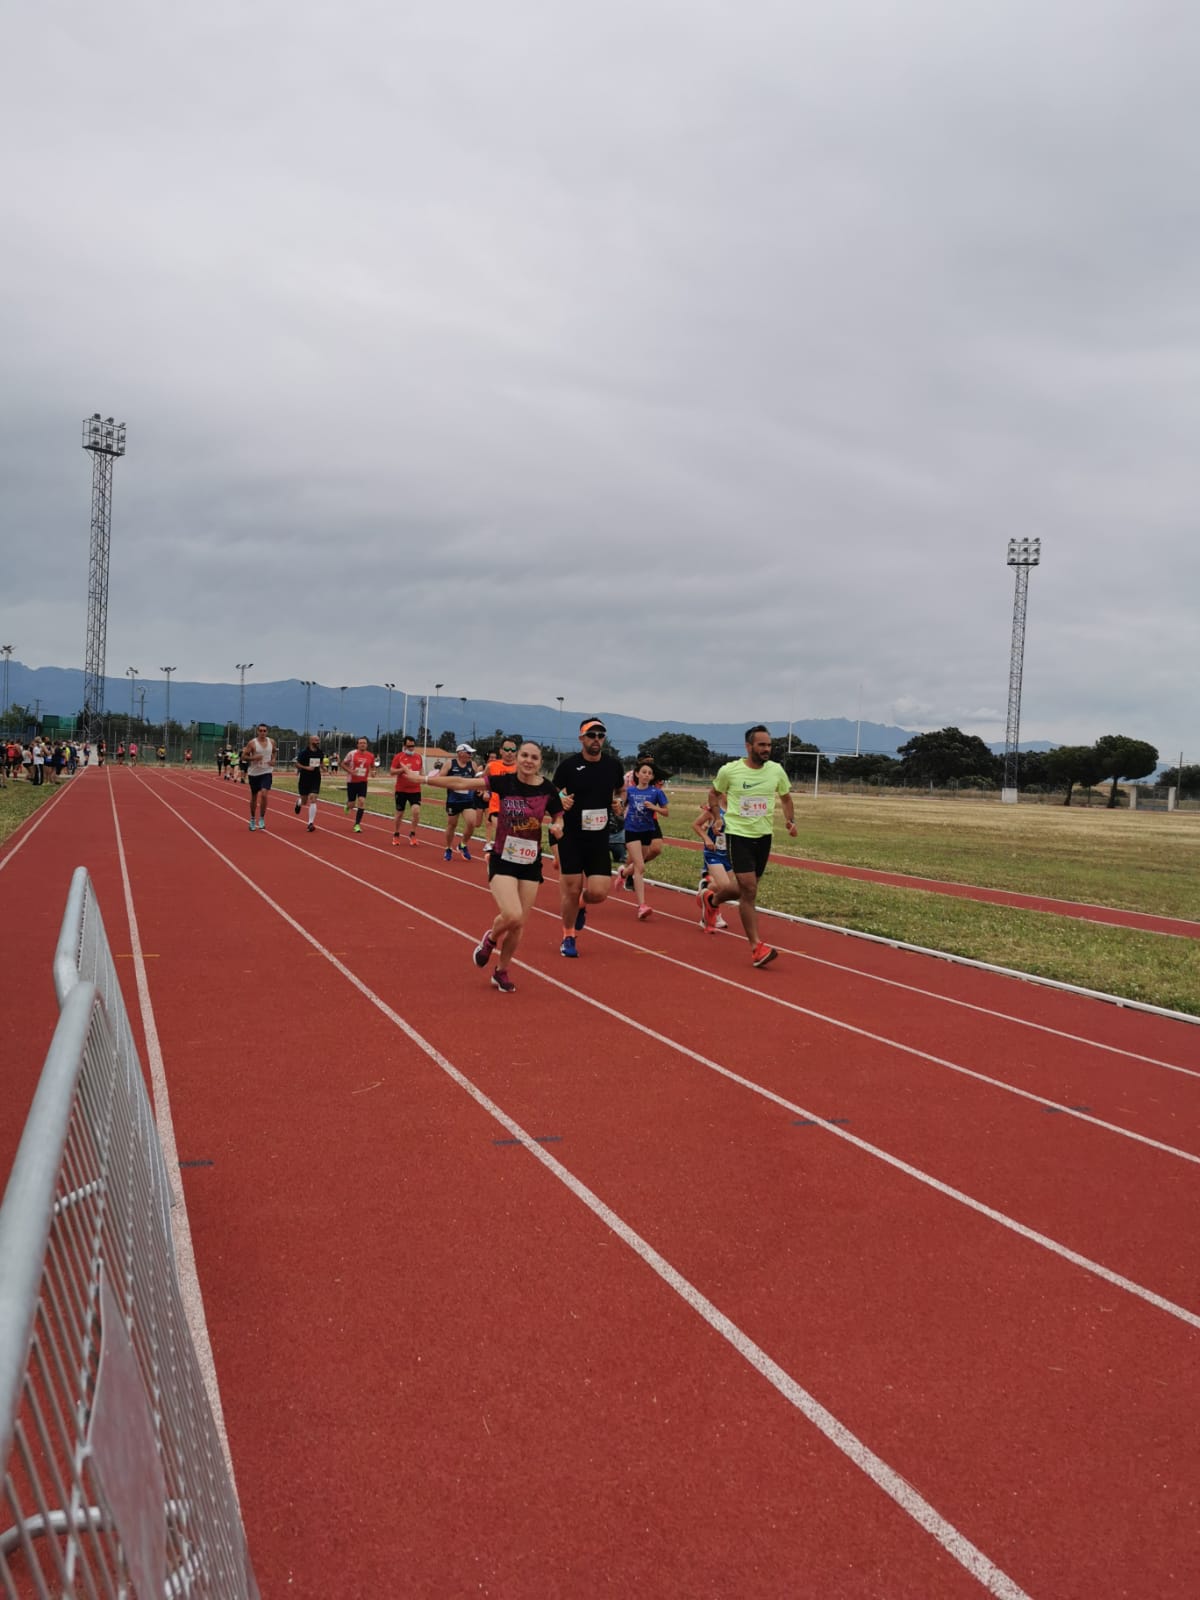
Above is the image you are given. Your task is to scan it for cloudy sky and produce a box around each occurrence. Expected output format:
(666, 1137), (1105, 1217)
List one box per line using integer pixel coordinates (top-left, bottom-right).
(3, 1), (1198, 756)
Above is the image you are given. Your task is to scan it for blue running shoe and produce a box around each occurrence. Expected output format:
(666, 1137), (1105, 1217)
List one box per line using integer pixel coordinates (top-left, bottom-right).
(560, 935), (578, 958)
(459, 843), (472, 861)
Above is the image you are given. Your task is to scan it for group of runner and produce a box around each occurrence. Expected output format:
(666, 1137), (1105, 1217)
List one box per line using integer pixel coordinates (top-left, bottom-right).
(236, 717), (797, 992)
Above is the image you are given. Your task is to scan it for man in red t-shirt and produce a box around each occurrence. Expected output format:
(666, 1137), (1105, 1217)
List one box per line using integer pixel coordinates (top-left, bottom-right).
(390, 735), (424, 846)
(343, 737), (377, 834)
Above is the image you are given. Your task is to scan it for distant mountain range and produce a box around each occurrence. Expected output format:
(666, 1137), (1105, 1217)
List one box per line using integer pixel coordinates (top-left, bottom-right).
(4, 662), (1059, 759)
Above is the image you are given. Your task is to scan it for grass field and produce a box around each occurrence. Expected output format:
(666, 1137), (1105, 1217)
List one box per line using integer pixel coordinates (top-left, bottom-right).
(0, 781), (58, 843)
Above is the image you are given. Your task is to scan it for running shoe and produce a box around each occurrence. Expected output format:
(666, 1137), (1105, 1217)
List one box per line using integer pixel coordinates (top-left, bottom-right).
(560, 935), (577, 959)
(354, 824), (362, 834)
(483, 842), (493, 855)
(574, 904), (587, 932)
(294, 800), (301, 815)
(637, 904), (652, 921)
(308, 823), (315, 833)
(698, 887), (719, 933)
(491, 968), (516, 993)
(459, 843), (472, 861)
(248, 819), (255, 832)
(716, 914), (728, 931)
(258, 819), (266, 831)
(392, 834), (400, 846)
(409, 834), (418, 847)
(472, 931), (496, 969)
(751, 942), (778, 969)
(624, 874), (636, 893)
(443, 848), (453, 862)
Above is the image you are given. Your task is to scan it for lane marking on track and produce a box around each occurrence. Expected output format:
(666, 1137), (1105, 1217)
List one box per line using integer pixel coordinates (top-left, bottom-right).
(158, 772), (1199, 1073)
(0, 775), (77, 874)
(105, 774), (241, 1495)
(144, 776), (1200, 1331)
(132, 781), (1034, 1600)
(156, 774), (1200, 1165)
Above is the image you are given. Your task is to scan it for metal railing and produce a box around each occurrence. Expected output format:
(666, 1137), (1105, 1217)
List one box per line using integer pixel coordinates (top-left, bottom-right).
(1, 876), (258, 1597)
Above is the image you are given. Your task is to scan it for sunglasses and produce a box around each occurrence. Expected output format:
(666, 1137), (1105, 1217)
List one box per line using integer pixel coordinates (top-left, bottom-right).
(582, 730), (606, 739)
(501, 747), (516, 753)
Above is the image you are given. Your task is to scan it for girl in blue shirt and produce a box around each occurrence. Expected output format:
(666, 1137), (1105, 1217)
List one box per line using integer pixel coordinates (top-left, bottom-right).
(618, 760), (669, 921)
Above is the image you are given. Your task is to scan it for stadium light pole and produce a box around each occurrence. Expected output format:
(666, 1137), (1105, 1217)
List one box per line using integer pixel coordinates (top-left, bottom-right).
(125, 667), (138, 740)
(1001, 537), (1041, 804)
(161, 666), (175, 759)
(459, 695), (466, 743)
(301, 679), (315, 734)
(1, 645), (12, 725)
(338, 685), (348, 756)
(430, 681), (444, 748)
(384, 683), (396, 760)
(236, 663), (253, 739)
(81, 414), (126, 742)
(556, 695), (564, 754)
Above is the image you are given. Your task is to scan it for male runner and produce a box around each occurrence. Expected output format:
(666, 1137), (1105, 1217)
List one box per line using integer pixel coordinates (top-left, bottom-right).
(343, 736), (377, 835)
(701, 725), (797, 967)
(439, 744), (483, 860)
(241, 723), (276, 831)
(553, 717), (625, 958)
(294, 734), (323, 831)
(390, 736), (424, 845)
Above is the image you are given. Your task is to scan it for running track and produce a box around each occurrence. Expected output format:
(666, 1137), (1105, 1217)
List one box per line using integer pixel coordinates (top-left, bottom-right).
(2, 770), (1198, 1599)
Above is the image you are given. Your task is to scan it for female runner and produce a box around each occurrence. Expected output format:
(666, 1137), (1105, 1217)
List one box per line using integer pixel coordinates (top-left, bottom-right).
(427, 741), (563, 993)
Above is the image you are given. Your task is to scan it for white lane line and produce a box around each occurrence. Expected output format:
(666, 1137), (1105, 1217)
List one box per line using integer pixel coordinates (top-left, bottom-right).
(161, 771), (1199, 1073)
(105, 775), (241, 1495)
(169, 778), (1200, 1166)
(0, 777), (76, 874)
(137, 780), (1034, 1600)
(146, 777), (1200, 1333)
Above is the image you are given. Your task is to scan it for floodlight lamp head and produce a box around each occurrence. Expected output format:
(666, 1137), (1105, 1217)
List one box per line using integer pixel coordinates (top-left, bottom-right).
(1006, 537), (1041, 567)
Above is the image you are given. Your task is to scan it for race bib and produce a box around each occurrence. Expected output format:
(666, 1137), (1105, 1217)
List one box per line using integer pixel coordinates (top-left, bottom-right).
(581, 808), (608, 831)
(501, 835), (539, 865)
(738, 795), (770, 820)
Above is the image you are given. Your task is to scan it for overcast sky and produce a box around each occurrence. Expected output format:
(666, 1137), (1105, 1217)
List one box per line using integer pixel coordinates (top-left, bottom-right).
(3, 1), (1198, 756)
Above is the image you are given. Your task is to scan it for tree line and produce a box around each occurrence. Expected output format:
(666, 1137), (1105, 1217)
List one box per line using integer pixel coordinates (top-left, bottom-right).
(625, 728), (1186, 809)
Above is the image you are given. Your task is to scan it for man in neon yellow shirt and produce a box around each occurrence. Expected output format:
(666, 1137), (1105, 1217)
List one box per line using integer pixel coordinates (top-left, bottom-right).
(701, 724), (796, 968)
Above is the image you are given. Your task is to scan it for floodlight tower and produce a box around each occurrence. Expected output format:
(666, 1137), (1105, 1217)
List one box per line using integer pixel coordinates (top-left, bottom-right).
(236, 663), (254, 738)
(81, 414), (127, 741)
(1001, 537), (1041, 804)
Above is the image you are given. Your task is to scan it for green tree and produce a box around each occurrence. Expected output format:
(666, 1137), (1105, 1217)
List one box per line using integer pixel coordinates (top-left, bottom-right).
(1042, 745), (1103, 806)
(637, 732), (719, 777)
(827, 753), (900, 784)
(896, 727), (1002, 787)
(1159, 763), (1200, 797)
(1092, 734), (1159, 809)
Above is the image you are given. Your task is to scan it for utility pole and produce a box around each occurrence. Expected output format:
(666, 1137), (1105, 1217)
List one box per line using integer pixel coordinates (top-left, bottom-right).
(161, 666), (176, 759)
(301, 679), (315, 734)
(126, 667), (138, 740)
(385, 683), (396, 761)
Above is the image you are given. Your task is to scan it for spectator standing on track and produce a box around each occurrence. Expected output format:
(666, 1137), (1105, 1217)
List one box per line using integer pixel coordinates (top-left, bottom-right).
(343, 736), (377, 835)
(483, 740), (519, 854)
(241, 723), (276, 831)
(390, 735), (424, 846)
(30, 738), (46, 786)
(701, 725), (797, 967)
(294, 735), (323, 832)
(438, 743), (483, 861)
(428, 740), (564, 994)
(616, 760), (670, 921)
(553, 717), (625, 958)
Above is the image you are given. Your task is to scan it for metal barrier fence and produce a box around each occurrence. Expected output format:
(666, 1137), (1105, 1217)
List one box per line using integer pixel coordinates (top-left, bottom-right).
(0, 882), (258, 1596)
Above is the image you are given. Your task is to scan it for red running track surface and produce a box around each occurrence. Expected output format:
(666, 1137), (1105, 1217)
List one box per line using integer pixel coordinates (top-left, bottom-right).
(2, 768), (1198, 1599)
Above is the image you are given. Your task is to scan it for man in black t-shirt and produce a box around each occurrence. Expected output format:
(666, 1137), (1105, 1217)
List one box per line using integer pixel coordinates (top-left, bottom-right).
(294, 735), (323, 832)
(552, 716), (625, 958)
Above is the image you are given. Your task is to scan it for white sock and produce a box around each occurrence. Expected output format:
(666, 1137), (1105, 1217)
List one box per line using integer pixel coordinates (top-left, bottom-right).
(308, 801), (317, 824)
